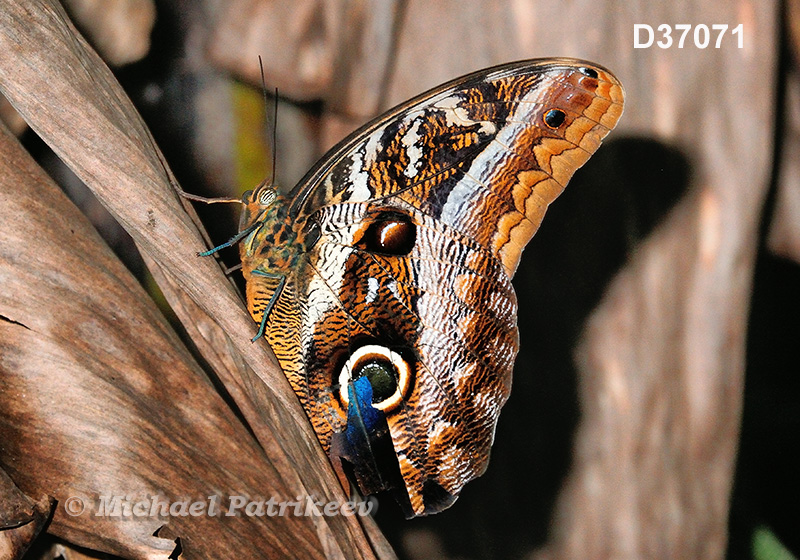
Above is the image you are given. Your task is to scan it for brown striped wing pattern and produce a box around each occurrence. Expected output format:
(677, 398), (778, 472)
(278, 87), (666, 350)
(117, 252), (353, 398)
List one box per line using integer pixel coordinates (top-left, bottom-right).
(238, 59), (624, 516)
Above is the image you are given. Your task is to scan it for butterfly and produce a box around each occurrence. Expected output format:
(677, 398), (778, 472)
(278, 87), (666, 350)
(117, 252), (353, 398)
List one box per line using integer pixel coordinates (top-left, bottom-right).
(202, 58), (624, 517)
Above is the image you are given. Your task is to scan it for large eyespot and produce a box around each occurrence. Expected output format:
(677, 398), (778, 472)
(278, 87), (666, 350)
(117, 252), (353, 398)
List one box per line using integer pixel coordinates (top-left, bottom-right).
(544, 108), (566, 129)
(361, 212), (416, 255)
(339, 345), (411, 412)
(579, 67), (599, 79)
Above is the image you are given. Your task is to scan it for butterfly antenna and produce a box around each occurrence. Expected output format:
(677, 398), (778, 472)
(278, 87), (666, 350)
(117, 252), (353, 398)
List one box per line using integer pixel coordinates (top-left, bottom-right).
(271, 87), (278, 188)
(258, 55), (278, 189)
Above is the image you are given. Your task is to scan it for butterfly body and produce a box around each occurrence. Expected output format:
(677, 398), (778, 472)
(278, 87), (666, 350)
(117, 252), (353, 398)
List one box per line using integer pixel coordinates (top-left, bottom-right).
(232, 59), (624, 516)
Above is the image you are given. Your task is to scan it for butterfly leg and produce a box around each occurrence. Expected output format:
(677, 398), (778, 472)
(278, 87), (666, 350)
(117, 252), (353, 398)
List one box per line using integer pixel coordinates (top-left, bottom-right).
(250, 269), (286, 342)
(197, 221), (261, 257)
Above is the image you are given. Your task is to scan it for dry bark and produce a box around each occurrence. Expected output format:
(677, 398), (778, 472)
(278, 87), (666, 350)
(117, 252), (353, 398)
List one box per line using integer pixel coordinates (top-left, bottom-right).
(0, 118), (377, 559)
(62, 0), (155, 65)
(1, 0), (790, 558)
(0, 94), (26, 136)
(767, 65), (800, 264)
(1, 467), (54, 560)
(0, 1), (393, 558)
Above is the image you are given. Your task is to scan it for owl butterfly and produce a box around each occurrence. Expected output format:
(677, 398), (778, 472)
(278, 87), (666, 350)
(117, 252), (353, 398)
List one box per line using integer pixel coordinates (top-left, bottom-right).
(211, 58), (623, 517)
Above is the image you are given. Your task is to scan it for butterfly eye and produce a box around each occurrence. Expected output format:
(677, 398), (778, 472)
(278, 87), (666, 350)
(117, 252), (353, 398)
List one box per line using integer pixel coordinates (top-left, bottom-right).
(362, 214), (416, 255)
(339, 345), (411, 412)
(544, 109), (566, 129)
(258, 187), (277, 206)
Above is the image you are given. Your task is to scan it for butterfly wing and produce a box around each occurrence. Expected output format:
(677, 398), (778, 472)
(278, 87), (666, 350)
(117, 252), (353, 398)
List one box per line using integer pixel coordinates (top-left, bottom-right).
(253, 59), (624, 516)
(291, 58), (624, 275)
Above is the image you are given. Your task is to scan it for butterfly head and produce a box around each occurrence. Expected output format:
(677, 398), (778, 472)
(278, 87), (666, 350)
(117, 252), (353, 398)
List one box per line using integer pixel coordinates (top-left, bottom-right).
(238, 181), (287, 252)
(243, 180), (278, 211)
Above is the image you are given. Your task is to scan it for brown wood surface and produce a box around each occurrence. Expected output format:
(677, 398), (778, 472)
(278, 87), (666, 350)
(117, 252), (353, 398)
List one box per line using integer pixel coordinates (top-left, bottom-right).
(0, 1), (392, 559)
(0, 467), (53, 559)
(0, 0), (792, 558)
(0, 117), (382, 559)
(62, 0), (155, 66)
(768, 65), (800, 263)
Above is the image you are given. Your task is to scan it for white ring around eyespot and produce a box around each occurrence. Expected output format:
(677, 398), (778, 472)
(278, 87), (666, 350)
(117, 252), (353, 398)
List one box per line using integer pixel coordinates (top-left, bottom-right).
(339, 344), (411, 412)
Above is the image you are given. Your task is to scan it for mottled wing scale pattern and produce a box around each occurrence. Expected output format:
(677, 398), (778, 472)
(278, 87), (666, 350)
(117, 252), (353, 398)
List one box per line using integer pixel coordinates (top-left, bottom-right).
(237, 59), (624, 516)
(293, 59), (624, 274)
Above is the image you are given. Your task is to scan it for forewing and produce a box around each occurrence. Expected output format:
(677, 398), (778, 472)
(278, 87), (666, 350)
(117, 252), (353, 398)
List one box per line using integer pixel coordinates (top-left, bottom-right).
(292, 58), (625, 275)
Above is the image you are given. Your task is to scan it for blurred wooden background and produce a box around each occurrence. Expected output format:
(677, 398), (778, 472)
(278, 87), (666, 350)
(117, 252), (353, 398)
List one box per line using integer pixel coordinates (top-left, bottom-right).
(2, 0), (798, 559)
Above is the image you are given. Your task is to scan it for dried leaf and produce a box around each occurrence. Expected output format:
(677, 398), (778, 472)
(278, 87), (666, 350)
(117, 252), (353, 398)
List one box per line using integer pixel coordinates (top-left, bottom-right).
(0, 467), (53, 560)
(209, 0), (341, 101)
(0, 93), (26, 135)
(768, 66), (800, 264)
(0, 1), (390, 558)
(62, 0), (156, 65)
(0, 121), (344, 558)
